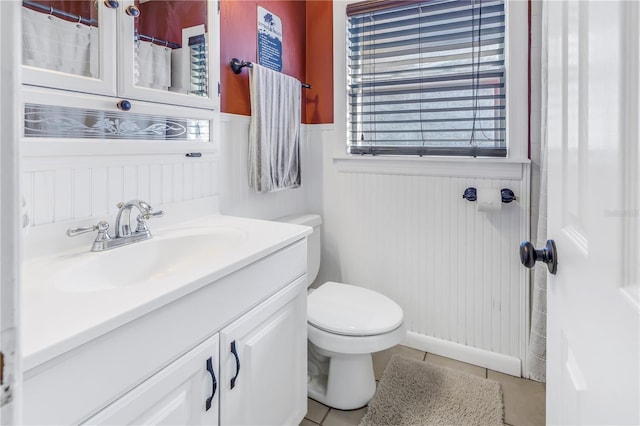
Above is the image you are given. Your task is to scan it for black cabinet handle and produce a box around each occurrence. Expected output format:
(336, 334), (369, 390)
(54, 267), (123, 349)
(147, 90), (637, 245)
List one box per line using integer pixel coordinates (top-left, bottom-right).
(205, 357), (217, 411)
(230, 341), (240, 390)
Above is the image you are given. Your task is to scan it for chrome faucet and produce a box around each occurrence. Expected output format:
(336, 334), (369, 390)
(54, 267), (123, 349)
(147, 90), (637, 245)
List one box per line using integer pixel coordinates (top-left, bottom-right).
(114, 199), (162, 238)
(66, 200), (164, 251)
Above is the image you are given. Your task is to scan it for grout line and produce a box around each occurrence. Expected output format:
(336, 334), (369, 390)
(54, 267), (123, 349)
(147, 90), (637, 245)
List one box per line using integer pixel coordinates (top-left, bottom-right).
(304, 414), (321, 425)
(319, 407), (331, 425)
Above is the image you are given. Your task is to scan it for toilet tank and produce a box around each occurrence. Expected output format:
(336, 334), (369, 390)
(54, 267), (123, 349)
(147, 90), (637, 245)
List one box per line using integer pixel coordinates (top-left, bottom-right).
(277, 214), (322, 286)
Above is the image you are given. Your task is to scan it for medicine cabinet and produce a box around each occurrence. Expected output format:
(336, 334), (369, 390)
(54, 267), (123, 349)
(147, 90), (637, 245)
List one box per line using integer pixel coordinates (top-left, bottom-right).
(21, 0), (218, 110)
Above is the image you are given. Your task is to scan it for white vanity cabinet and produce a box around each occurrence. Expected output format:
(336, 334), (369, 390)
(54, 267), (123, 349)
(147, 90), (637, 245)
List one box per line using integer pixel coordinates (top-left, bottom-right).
(83, 278), (307, 426)
(22, 0), (218, 110)
(22, 236), (308, 425)
(84, 334), (220, 426)
(219, 278), (307, 426)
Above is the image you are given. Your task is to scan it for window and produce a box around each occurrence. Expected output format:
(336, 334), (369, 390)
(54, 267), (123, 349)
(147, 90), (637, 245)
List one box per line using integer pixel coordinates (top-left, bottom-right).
(347, 0), (506, 157)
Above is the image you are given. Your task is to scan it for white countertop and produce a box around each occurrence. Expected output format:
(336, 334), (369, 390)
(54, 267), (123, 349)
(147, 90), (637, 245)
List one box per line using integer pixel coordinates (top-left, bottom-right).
(21, 215), (311, 372)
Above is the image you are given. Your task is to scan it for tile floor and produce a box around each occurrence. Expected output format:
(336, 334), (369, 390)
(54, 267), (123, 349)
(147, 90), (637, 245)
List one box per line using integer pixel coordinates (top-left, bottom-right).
(300, 345), (546, 426)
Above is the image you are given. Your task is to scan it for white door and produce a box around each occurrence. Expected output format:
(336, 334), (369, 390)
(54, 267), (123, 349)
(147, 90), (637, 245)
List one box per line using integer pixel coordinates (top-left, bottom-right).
(0, 1), (22, 424)
(219, 277), (307, 426)
(545, 1), (640, 424)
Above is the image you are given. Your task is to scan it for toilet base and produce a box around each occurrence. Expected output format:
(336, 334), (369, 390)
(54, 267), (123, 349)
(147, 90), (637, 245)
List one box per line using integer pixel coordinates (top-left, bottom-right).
(307, 342), (376, 410)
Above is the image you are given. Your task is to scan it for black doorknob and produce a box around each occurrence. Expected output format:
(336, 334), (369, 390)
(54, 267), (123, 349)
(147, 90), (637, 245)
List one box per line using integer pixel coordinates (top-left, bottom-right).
(520, 240), (558, 275)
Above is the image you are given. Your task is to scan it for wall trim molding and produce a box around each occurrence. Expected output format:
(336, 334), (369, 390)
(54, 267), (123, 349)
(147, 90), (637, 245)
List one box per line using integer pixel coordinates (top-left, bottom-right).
(220, 112), (250, 124)
(333, 156), (528, 180)
(403, 331), (522, 377)
(302, 123), (336, 131)
(220, 112), (335, 131)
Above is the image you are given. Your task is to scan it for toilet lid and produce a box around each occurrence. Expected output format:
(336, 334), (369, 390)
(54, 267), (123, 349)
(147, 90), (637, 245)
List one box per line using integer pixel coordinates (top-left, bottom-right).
(307, 282), (404, 336)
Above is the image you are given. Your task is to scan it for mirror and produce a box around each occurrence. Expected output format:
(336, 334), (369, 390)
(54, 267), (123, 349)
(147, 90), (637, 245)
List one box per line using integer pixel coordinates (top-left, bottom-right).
(134, 0), (208, 97)
(22, 0), (100, 78)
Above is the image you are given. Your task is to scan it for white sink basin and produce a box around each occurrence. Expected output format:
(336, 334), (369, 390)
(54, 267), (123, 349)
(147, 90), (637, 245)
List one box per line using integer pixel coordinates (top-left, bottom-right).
(52, 226), (248, 293)
(21, 214), (312, 371)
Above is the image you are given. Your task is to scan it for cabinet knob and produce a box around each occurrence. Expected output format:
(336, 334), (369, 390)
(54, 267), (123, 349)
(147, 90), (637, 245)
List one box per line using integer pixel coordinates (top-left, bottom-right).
(125, 5), (140, 17)
(103, 0), (119, 9)
(116, 100), (132, 111)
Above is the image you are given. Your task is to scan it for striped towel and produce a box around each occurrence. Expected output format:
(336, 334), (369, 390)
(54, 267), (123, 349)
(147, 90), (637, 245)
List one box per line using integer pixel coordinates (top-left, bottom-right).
(248, 64), (301, 192)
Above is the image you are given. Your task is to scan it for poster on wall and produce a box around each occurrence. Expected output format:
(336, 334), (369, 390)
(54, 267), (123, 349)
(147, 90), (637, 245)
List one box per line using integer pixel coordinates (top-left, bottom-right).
(257, 6), (283, 72)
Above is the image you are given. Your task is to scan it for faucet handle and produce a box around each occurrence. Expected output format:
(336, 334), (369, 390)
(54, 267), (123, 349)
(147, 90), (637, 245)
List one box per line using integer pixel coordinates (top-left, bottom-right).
(66, 221), (110, 238)
(135, 210), (164, 233)
(140, 210), (164, 220)
(117, 200), (152, 212)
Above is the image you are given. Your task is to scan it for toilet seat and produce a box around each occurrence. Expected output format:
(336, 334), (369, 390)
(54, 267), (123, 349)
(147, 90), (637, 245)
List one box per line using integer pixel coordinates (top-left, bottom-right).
(307, 282), (404, 336)
(308, 321), (407, 355)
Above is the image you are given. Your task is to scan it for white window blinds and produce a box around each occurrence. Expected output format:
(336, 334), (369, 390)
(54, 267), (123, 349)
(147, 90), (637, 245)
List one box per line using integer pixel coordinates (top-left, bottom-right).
(189, 34), (208, 97)
(347, 0), (506, 157)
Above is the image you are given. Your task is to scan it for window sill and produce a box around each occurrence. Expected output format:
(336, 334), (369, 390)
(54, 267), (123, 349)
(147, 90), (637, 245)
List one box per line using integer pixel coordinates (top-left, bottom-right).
(333, 155), (529, 180)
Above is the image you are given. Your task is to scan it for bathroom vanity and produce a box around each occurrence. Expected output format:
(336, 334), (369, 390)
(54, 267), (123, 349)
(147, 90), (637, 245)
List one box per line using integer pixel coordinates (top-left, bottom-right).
(17, 2), (311, 423)
(21, 215), (310, 425)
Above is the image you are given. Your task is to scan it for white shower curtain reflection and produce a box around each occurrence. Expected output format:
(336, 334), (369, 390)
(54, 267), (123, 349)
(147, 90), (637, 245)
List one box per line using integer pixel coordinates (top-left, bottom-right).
(135, 41), (172, 90)
(527, 1), (549, 383)
(22, 7), (93, 77)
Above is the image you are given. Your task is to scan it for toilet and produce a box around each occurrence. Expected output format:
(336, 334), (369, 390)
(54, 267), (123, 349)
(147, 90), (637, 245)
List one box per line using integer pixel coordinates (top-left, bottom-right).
(279, 214), (406, 410)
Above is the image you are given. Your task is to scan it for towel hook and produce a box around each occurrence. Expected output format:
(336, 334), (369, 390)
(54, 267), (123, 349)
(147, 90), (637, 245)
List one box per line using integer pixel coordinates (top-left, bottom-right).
(230, 58), (251, 74)
(48, 6), (54, 19)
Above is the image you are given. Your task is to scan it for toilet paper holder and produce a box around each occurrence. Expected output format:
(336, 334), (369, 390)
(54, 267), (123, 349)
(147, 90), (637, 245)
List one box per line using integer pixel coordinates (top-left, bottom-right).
(462, 187), (517, 203)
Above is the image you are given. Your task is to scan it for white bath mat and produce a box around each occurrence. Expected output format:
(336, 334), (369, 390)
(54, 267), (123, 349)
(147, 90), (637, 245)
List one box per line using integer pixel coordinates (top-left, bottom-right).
(360, 354), (504, 426)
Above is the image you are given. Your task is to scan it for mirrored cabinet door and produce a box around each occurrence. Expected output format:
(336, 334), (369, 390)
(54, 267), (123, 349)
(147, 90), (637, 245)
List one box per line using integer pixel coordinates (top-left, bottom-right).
(118, 0), (217, 110)
(22, 0), (118, 96)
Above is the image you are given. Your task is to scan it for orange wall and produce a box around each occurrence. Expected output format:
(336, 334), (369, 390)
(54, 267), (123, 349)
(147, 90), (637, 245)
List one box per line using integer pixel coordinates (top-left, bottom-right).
(220, 0), (333, 124)
(23, 1), (96, 22)
(305, 0), (333, 124)
(137, 1), (208, 47)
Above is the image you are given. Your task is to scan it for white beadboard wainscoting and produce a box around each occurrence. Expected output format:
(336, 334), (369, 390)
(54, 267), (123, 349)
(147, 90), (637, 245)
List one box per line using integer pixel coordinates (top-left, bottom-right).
(218, 113), (325, 220)
(21, 144), (221, 258)
(320, 157), (531, 376)
(21, 115), (327, 258)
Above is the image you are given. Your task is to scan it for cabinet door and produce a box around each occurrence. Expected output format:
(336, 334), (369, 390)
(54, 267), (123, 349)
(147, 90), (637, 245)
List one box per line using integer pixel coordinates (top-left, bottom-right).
(117, 0), (218, 109)
(22, 0), (117, 96)
(84, 334), (220, 426)
(219, 276), (307, 426)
